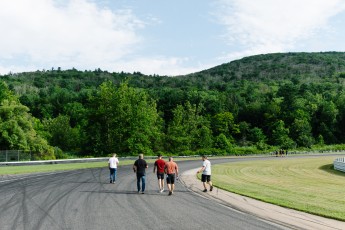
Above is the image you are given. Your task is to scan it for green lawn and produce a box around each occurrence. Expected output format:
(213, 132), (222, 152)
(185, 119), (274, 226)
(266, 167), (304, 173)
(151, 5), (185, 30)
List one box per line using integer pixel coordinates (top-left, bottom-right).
(0, 157), (200, 175)
(0, 160), (141, 175)
(212, 156), (345, 221)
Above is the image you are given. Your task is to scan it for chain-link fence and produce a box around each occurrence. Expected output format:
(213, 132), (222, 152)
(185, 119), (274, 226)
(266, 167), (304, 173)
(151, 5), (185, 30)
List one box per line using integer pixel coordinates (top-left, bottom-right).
(0, 150), (33, 162)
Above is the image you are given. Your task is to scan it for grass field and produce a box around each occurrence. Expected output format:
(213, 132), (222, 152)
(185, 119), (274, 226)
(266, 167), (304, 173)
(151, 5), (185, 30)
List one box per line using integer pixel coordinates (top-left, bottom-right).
(212, 156), (345, 221)
(0, 160), (141, 175)
(0, 157), (200, 175)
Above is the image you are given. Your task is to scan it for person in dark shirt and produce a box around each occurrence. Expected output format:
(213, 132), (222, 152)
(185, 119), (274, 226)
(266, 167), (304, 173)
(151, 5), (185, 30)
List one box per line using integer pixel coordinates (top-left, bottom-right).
(133, 154), (148, 194)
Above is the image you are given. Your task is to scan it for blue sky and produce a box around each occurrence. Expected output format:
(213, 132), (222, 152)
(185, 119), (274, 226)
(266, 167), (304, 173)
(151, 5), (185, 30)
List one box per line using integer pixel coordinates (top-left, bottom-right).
(1, 0), (345, 76)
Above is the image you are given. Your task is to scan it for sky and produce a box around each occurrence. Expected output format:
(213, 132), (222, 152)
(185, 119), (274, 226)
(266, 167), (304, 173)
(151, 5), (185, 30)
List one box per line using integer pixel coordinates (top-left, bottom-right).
(1, 0), (345, 76)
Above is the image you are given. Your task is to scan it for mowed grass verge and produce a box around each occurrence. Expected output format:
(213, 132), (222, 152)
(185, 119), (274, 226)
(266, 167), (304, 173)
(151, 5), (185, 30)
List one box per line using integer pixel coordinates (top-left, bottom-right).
(0, 161), (119, 175)
(0, 157), (201, 175)
(0, 160), (139, 175)
(212, 156), (345, 221)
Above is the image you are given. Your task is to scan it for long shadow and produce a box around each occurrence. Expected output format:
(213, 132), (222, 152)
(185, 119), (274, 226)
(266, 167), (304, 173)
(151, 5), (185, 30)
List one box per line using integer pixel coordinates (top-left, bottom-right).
(319, 164), (345, 177)
(66, 181), (110, 184)
(80, 190), (191, 195)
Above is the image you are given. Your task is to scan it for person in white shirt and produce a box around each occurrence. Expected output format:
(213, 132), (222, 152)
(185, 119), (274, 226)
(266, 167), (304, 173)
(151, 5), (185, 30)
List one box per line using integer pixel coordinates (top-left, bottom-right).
(197, 155), (213, 192)
(108, 153), (119, 183)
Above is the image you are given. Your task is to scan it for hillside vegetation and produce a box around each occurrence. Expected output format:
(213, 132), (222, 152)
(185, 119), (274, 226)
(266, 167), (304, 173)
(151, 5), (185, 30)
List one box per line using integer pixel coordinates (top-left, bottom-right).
(1, 52), (345, 159)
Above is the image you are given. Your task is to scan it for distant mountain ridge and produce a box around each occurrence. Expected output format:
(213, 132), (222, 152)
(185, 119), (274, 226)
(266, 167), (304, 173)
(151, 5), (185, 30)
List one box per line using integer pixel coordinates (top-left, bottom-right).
(2, 52), (345, 92)
(185, 52), (345, 83)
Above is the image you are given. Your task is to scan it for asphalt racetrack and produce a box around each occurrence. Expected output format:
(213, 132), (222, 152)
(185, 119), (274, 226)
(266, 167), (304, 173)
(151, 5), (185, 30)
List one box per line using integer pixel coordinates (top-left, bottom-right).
(0, 158), (291, 230)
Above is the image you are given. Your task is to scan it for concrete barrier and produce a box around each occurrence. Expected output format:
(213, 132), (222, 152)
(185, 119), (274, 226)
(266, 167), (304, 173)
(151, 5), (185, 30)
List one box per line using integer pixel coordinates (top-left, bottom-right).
(334, 157), (345, 173)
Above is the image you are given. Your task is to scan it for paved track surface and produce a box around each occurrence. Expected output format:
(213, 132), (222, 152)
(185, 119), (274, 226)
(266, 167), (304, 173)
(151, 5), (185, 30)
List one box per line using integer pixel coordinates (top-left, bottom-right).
(0, 157), (296, 230)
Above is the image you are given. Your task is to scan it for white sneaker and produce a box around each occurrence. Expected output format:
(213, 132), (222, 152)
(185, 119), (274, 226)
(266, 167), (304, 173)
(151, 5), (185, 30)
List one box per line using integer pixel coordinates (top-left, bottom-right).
(161, 189), (164, 192)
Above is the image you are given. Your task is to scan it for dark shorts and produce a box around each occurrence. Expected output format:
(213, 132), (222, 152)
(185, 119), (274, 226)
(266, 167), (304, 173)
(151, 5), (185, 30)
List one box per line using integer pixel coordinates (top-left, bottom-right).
(157, 173), (164, 180)
(201, 174), (211, 182)
(166, 174), (175, 184)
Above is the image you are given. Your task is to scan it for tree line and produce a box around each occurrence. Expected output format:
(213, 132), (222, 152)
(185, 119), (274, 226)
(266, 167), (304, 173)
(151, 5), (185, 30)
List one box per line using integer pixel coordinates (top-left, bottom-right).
(1, 52), (345, 159)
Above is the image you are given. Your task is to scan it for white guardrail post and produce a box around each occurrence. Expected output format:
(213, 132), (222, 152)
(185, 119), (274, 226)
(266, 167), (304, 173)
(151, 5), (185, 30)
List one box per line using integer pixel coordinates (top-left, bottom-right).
(334, 157), (345, 173)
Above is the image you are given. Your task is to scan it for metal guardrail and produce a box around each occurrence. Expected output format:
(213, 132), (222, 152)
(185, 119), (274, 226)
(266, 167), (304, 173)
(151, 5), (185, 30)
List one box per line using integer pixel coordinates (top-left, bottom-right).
(2, 152), (345, 167)
(0, 157), (109, 166)
(0, 156), (150, 166)
(0, 155), (202, 167)
(334, 157), (345, 173)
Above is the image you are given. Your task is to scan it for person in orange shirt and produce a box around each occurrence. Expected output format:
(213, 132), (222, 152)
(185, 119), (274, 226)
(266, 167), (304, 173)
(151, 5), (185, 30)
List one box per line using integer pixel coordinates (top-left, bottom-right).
(164, 157), (178, 196)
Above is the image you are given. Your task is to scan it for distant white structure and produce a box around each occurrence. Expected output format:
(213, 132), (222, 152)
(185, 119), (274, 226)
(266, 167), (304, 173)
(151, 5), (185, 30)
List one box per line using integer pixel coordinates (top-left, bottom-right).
(334, 158), (345, 173)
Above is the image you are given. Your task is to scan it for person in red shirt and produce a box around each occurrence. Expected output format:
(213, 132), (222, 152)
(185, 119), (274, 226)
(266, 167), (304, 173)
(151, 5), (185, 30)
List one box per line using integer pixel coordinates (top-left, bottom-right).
(153, 154), (166, 193)
(164, 157), (178, 196)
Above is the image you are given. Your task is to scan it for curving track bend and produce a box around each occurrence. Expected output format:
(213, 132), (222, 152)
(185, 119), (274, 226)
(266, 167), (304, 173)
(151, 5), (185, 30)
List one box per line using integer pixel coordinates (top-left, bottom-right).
(0, 158), (289, 230)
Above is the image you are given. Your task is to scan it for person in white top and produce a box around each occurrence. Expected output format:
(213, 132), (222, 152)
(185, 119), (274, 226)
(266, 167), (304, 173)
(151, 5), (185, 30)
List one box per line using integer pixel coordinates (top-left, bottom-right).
(108, 153), (119, 183)
(196, 155), (213, 192)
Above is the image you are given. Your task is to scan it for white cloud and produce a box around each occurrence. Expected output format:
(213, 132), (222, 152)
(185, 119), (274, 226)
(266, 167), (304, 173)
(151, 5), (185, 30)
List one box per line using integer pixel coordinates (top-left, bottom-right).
(113, 56), (204, 76)
(7, 0), (345, 76)
(0, 0), (144, 74)
(214, 0), (345, 61)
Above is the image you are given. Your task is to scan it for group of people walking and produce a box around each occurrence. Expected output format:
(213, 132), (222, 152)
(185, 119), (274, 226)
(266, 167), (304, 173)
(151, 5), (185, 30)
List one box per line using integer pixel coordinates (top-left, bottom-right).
(275, 149), (288, 157)
(152, 154), (179, 195)
(108, 153), (213, 195)
(133, 154), (179, 195)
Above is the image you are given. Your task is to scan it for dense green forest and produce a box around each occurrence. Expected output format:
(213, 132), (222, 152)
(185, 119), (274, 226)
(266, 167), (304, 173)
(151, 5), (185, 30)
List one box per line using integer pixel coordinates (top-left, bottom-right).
(2, 52), (345, 159)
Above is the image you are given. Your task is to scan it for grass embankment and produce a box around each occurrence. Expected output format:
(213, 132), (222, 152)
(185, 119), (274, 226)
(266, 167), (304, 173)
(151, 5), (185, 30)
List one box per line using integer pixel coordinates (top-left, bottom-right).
(212, 156), (345, 221)
(0, 160), (135, 175)
(0, 157), (201, 175)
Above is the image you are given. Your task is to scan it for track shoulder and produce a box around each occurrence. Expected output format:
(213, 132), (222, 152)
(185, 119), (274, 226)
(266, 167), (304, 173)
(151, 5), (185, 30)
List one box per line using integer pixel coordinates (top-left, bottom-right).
(180, 168), (345, 230)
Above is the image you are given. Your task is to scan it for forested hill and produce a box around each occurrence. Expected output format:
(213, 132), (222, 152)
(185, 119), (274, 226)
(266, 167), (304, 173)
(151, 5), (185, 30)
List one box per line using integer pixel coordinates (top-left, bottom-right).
(2, 52), (345, 92)
(1, 52), (345, 159)
(3, 52), (345, 91)
(195, 52), (345, 80)
(180, 52), (345, 89)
